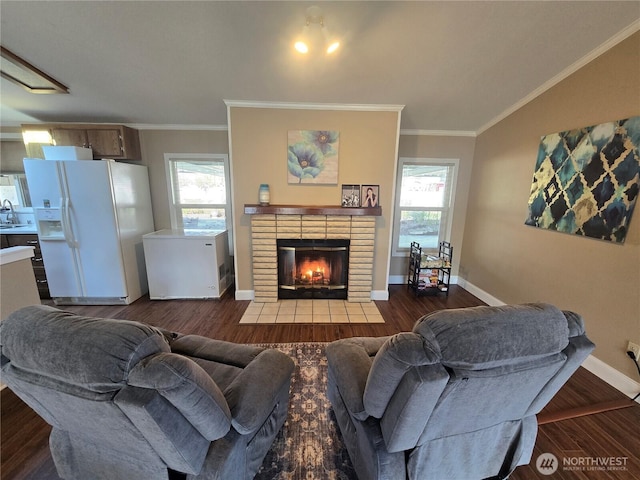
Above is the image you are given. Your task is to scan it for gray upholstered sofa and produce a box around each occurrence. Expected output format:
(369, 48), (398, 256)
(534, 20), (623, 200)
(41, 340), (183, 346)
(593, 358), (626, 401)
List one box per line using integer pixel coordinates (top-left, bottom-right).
(326, 303), (595, 480)
(0, 305), (295, 480)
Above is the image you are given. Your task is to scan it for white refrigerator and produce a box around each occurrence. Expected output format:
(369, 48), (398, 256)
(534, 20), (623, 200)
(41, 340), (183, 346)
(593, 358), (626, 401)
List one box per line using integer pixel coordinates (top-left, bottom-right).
(23, 158), (155, 305)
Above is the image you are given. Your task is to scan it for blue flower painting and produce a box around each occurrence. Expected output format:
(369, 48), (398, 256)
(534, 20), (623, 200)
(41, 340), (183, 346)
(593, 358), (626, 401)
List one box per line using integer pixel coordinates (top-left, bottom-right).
(288, 130), (339, 184)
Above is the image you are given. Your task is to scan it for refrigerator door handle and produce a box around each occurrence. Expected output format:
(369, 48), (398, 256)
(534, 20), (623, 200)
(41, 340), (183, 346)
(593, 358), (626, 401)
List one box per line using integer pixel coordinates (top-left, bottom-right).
(61, 197), (78, 248)
(61, 195), (86, 294)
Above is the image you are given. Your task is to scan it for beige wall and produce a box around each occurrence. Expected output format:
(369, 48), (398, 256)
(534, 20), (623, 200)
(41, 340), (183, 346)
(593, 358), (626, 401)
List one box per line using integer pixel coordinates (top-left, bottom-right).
(461, 32), (640, 378)
(138, 130), (229, 230)
(228, 106), (401, 296)
(1, 137), (27, 172)
(3, 126), (474, 287)
(391, 134), (476, 279)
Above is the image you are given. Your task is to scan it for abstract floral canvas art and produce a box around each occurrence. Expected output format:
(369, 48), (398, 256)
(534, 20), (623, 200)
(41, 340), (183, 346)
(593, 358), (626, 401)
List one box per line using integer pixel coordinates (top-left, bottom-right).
(288, 130), (339, 184)
(525, 117), (640, 243)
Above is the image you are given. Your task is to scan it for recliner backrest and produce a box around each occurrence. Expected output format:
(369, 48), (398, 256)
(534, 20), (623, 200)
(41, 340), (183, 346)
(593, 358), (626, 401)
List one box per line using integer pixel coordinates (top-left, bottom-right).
(363, 303), (594, 453)
(1, 305), (170, 392)
(0, 305), (233, 475)
(414, 303), (570, 441)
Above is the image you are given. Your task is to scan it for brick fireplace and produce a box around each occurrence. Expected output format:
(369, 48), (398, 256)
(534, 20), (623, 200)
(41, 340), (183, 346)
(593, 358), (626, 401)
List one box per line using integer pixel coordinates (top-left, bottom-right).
(277, 238), (350, 300)
(245, 205), (380, 303)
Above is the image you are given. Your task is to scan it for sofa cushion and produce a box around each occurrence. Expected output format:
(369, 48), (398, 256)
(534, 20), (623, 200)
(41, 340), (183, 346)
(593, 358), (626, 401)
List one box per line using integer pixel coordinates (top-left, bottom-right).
(0, 305), (170, 392)
(171, 335), (266, 391)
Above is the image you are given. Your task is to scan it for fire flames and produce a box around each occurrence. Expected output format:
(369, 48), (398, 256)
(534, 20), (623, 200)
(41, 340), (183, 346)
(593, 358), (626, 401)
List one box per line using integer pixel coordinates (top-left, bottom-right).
(297, 259), (329, 284)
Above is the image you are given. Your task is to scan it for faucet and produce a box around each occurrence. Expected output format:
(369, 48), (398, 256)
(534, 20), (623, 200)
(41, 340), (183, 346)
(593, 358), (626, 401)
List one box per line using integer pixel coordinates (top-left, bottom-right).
(2, 199), (18, 224)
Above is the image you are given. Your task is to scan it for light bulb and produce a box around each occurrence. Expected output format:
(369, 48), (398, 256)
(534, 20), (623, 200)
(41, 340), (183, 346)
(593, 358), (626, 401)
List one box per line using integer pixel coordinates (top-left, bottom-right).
(294, 41), (309, 54)
(295, 24), (311, 54)
(322, 25), (340, 54)
(326, 41), (340, 54)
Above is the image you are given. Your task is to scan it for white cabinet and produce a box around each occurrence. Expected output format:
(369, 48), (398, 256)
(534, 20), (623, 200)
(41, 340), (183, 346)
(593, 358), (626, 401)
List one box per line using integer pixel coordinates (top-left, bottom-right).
(143, 230), (232, 299)
(1, 246), (40, 320)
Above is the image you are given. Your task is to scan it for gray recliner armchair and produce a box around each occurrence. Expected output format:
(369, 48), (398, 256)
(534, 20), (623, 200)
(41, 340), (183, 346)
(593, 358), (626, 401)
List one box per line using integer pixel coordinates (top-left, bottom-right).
(0, 305), (295, 480)
(326, 303), (595, 480)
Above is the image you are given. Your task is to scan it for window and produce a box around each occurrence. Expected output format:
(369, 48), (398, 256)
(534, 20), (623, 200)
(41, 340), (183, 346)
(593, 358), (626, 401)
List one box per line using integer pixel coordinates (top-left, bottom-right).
(0, 174), (31, 208)
(165, 154), (230, 232)
(393, 158), (457, 255)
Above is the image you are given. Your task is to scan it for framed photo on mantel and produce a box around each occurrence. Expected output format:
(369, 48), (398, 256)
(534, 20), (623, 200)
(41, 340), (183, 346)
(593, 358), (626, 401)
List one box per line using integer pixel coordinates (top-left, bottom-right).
(361, 185), (379, 208)
(341, 184), (360, 207)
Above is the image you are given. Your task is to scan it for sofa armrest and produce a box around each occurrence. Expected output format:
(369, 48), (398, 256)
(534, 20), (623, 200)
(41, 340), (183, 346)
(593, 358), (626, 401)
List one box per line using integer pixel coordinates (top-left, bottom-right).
(562, 310), (588, 338)
(223, 349), (295, 435)
(115, 386), (210, 475)
(326, 337), (388, 421)
(127, 352), (232, 440)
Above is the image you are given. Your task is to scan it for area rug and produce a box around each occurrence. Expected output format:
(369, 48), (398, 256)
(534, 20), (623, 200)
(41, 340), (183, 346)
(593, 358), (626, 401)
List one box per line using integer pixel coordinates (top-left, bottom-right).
(255, 343), (357, 480)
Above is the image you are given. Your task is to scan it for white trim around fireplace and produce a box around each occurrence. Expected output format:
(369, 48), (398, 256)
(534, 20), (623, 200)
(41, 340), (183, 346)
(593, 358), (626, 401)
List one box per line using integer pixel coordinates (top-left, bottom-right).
(236, 289), (391, 302)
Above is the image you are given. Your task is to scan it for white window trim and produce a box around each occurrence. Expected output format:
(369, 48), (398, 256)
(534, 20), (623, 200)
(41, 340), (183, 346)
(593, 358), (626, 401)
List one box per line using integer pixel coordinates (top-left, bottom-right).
(392, 157), (459, 257)
(164, 153), (231, 231)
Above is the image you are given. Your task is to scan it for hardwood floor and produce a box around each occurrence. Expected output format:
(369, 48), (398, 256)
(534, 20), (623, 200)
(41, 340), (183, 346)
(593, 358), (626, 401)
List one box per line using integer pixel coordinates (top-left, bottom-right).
(2, 285), (639, 479)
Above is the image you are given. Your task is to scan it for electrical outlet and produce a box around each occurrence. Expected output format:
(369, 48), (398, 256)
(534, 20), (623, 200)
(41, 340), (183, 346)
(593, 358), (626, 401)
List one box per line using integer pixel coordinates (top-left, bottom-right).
(628, 341), (640, 362)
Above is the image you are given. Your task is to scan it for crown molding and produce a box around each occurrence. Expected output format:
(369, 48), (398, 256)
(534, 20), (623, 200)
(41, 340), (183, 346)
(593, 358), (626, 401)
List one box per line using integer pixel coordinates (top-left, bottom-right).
(129, 124), (228, 131)
(476, 19), (640, 135)
(0, 132), (23, 141)
(6, 122), (473, 137)
(224, 100), (405, 113)
(400, 129), (476, 138)
(10, 122), (229, 132)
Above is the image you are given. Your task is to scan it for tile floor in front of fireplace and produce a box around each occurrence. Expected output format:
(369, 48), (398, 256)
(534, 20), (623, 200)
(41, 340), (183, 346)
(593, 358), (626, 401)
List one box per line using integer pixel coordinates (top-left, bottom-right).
(239, 299), (385, 324)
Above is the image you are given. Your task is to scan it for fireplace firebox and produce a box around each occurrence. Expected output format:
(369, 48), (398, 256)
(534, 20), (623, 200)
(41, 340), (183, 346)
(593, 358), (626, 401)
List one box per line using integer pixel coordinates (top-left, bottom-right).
(277, 239), (349, 299)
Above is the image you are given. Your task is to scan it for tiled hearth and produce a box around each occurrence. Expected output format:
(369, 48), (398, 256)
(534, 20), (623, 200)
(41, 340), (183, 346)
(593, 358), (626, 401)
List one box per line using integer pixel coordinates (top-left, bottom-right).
(239, 299), (385, 324)
(247, 206), (379, 303)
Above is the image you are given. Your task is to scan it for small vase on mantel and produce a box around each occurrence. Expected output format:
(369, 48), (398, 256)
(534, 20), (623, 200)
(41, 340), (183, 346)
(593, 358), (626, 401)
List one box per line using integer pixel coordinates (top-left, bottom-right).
(259, 184), (270, 206)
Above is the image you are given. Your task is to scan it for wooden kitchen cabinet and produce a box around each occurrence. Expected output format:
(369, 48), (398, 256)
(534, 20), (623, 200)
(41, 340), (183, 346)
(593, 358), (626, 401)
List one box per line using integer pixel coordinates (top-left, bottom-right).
(49, 128), (88, 151)
(87, 128), (130, 157)
(1, 234), (50, 299)
(23, 123), (141, 160)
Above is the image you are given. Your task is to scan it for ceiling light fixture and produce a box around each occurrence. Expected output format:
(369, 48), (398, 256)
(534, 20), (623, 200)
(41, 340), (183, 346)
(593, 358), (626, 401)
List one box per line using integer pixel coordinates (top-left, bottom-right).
(0, 46), (69, 94)
(294, 6), (340, 55)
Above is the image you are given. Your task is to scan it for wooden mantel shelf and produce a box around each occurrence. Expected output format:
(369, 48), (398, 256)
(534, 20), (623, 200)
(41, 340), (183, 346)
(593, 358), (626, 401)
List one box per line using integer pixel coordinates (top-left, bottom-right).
(244, 204), (382, 216)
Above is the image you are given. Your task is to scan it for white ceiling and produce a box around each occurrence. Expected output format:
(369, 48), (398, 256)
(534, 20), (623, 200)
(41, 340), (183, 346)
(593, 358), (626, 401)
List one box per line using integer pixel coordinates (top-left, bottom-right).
(1, 1), (639, 133)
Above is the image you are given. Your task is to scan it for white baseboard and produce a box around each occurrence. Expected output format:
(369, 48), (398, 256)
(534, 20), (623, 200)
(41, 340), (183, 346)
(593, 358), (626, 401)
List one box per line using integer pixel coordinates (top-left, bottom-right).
(582, 355), (640, 403)
(460, 280), (639, 401)
(455, 278), (506, 306)
(235, 290), (254, 301)
(388, 275), (460, 286)
(371, 290), (389, 301)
